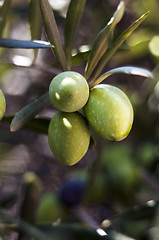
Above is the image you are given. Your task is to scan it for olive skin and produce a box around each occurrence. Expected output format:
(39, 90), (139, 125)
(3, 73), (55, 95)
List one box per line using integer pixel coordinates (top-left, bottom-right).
(59, 177), (86, 207)
(36, 193), (65, 223)
(49, 71), (89, 112)
(0, 90), (6, 120)
(84, 84), (133, 141)
(48, 112), (90, 166)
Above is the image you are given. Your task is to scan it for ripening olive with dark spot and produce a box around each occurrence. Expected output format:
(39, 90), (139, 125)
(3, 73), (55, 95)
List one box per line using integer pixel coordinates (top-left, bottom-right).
(48, 112), (90, 166)
(84, 84), (133, 141)
(0, 90), (6, 120)
(49, 71), (89, 112)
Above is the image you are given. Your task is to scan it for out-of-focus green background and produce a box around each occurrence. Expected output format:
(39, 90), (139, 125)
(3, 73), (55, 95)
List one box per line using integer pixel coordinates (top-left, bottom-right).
(1, 0), (159, 239)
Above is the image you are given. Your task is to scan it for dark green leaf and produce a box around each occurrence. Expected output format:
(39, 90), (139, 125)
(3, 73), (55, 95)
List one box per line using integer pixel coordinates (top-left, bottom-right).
(20, 173), (41, 225)
(90, 66), (153, 87)
(111, 200), (159, 221)
(10, 93), (50, 132)
(64, 0), (86, 68)
(40, 0), (68, 71)
(85, 1), (125, 80)
(29, 0), (42, 41)
(23, 117), (50, 134)
(0, 39), (53, 48)
(71, 45), (90, 66)
(29, 0), (42, 60)
(108, 231), (137, 240)
(38, 223), (109, 240)
(3, 116), (50, 134)
(0, 0), (11, 37)
(91, 11), (150, 82)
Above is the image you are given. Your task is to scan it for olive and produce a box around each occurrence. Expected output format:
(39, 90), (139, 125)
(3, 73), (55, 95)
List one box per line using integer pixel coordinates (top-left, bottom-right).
(49, 71), (89, 112)
(0, 90), (6, 120)
(48, 112), (90, 166)
(84, 84), (133, 141)
(36, 193), (65, 223)
(59, 177), (86, 207)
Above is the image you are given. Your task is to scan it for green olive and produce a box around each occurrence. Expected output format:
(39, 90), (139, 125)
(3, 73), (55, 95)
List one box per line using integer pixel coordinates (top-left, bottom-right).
(48, 112), (90, 166)
(84, 84), (133, 141)
(0, 90), (6, 120)
(49, 71), (89, 112)
(36, 193), (65, 223)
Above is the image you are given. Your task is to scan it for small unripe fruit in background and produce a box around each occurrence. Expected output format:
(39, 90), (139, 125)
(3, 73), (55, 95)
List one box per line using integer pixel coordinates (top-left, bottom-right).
(36, 193), (65, 223)
(0, 90), (6, 120)
(48, 112), (90, 166)
(84, 84), (133, 141)
(49, 71), (89, 112)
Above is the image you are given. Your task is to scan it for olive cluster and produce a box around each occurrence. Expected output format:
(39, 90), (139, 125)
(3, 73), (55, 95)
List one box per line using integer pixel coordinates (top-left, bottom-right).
(48, 71), (134, 166)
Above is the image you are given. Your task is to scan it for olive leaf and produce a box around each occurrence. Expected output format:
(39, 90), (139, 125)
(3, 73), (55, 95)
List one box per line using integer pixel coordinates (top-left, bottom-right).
(85, 1), (125, 80)
(40, 0), (68, 71)
(0, 0), (11, 37)
(10, 92), (50, 132)
(91, 11), (150, 82)
(64, 0), (86, 68)
(38, 223), (108, 240)
(90, 66), (153, 87)
(0, 39), (53, 48)
(3, 116), (50, 134)
(29, 0), (42, 41)
(29, 0), (42, 61)
(19, 172), (41, 229)
(72, 49), (90, 66)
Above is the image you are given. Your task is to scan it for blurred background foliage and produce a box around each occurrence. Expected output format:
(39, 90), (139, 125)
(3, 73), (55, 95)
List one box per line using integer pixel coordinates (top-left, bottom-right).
(1, 0), (159, 240)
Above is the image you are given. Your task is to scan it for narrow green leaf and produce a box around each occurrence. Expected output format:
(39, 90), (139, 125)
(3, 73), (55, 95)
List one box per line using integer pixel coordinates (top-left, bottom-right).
(85, 1), (125, 80)
(3, 116), (50, 134)
(0, 39), (53, 48)
(23, 117), (50, 134)
(91, 11), (150, 82)
(40, 0), (68, 71)
(90, 66), (153, 87)
(29, 0), (42, 60)
(38, 223), (108, 240)
(64, 0), (86, 68)
(0, 0), (11, 37)
(20, 172), (41, 226)
(71, 49), (90, 66)
(29, 0), (42, 41)
(10, 92), (50, 132)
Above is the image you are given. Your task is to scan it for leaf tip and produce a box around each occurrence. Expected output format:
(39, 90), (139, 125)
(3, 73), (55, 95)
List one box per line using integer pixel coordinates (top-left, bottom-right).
(10, 126), (15, 132)
(142, 11), (150, 18)
(10, 120), (17, 132)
